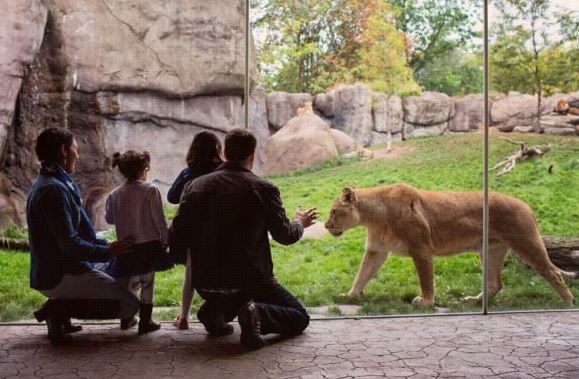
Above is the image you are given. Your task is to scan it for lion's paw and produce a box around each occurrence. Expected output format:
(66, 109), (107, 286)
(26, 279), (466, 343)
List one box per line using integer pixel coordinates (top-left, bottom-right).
(462, 295), (482, 303)
(346, 291), (362, 298)
(412, 296), (434, 306)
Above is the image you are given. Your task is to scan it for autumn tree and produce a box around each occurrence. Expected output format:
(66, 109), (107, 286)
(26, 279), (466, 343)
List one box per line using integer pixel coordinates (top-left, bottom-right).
(252, 0), (418, 95)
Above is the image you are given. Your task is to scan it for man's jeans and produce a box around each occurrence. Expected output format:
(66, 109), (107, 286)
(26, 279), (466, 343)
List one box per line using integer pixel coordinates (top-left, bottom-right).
(40, 269), (140, 319)
(197, 284), (310, 336)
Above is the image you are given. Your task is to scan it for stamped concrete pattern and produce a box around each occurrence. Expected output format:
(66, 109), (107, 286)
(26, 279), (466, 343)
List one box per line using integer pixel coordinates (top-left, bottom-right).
(1, 313), (579, 378)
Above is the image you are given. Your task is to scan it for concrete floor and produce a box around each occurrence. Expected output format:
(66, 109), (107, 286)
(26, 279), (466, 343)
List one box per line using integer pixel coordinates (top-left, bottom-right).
(2, 312), (579, 378)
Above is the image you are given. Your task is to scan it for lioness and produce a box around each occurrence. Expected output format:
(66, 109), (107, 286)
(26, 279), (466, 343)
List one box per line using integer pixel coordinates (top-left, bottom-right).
(324, 184), (576, 305)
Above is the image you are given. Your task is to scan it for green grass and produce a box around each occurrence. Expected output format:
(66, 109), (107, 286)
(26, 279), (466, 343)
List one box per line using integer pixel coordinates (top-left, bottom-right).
(1, 132), (578, 321)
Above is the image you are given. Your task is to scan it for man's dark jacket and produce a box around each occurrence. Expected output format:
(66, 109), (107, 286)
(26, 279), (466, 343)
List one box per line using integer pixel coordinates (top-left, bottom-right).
(27, 171), (111, 290)
(170, 162), (303, 290)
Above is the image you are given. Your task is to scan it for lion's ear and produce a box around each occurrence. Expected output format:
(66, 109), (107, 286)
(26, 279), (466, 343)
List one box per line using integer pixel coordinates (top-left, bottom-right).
(340, 187), (357, 205)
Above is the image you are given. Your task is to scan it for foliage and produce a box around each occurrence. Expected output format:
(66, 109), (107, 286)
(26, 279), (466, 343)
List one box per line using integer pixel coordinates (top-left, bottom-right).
(0, 223), (27, 240)
(416, 50), (483, 95)
(387, 0), (481, 73)
(252, 0), (419, 95)
(1, 133), (577, 321)
(491, 0), (579, 97)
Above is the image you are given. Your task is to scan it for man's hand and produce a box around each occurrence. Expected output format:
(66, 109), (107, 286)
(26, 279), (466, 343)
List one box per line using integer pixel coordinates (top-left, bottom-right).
(108, 237), (135, 257)
(295, 207), (319, 228)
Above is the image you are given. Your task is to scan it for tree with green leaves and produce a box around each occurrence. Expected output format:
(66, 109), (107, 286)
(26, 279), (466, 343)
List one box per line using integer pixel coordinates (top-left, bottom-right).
(252, 0), (419, 95)
(491, 0), (579, 132)
(386, 0), (481, 73)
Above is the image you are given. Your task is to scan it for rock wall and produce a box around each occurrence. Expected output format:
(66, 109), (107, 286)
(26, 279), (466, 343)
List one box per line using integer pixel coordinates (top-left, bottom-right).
(0, 0), (258, 229)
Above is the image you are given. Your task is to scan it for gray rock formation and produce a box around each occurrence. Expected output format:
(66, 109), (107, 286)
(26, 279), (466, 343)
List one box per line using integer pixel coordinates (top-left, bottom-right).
(450, 94), (483, 132)
(372, 93), (403, 144)
(266, 92), (312, 131)
(333, 85), (373, 146)
(330, 129), (358, 154)
(246, 87), (271, 171)
(403, 91), (455, 136)
(490, 91), (562, 132)
(313, 92), (335, 118)
(0, 0), (47, 163)
(262, 114), (338, 176)
(0, 0), (257, 229)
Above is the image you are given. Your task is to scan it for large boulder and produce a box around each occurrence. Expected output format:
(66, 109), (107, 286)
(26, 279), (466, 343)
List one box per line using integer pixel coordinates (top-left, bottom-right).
(490, 91), (559, 132)
(450, 94), (483, 132)
(330, 129), (358, 154)
(0, 0), (47, 159)
(333, 85), (373, 146)
(403, 91), (454, 137)
(262, 114), (338, 175)
(266, 92), (312, 131)
(314, 92), (335, 118)
(372, 93), (403, 134)
(403, 91), (455, 126)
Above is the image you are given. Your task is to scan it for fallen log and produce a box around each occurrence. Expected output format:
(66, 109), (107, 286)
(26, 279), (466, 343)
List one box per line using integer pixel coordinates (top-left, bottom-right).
(491, 138), (550, 176)
(0, 237), (30, 252)
(543, 236), (579, 271)
(1, 236), (578, 272)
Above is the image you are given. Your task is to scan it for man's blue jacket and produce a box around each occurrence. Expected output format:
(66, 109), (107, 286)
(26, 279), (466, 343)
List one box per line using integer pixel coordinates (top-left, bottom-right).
(27, 170), (111, 290)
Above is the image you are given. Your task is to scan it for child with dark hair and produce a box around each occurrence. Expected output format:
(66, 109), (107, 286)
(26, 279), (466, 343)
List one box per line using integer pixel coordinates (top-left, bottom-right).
(168, 131), (223, 330)
(105, 150), (169, 334)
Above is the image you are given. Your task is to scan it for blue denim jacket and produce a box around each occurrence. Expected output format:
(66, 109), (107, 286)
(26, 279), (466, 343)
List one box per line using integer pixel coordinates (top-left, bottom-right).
(167, 162), (221, 204)
(27, 170), (110, 290)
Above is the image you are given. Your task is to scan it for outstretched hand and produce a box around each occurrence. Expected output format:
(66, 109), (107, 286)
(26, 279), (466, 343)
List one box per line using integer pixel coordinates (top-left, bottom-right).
(108, 237), (135, 257)
(295, 207), (319, 228)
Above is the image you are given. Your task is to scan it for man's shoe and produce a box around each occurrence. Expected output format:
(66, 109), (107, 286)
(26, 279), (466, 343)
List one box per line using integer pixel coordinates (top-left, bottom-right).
(46, 318), (71, 345)
(238, 302), (266, 349)
(63, 319), (82, 334)
(120, 316), (138, 330)
(206, 322), (234, 337)
(33, 300), (51, 322)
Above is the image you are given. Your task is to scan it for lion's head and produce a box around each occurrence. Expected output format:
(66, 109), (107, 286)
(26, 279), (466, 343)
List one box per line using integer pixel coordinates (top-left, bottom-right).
(324, 187), (361, 237)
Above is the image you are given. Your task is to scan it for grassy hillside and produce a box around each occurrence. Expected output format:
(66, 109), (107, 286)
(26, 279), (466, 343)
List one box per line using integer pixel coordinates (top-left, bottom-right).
(1, 132), (578, 321)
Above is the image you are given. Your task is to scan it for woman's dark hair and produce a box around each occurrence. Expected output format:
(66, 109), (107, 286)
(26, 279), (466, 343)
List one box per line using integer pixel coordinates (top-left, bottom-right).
(112, 150), (151, 182)
(186, 131), (223, 168)
(224, 128), (256, 163)
(35, 127), (74, 163)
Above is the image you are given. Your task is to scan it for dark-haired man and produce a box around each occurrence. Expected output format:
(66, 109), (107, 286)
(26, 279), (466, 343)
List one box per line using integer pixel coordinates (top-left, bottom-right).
(27, 127), (139, 343)
(171, 128), (318, 348)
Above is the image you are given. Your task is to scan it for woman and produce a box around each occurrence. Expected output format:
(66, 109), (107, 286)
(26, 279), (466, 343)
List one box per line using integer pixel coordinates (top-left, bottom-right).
(169, 131), (223, 329)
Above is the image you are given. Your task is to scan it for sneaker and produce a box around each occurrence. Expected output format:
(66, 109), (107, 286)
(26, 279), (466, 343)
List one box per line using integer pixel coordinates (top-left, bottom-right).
(238, 302), (265, 349)
(173, 316), (189, 330)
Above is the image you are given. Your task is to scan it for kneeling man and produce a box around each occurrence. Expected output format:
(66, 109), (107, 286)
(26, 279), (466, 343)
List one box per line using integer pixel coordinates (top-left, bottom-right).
(28, 127), (138, 343)
(171, 128), (318, 348)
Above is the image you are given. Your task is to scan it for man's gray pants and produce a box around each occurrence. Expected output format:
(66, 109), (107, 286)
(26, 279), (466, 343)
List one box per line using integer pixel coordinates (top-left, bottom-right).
(40, 269), (140, 319)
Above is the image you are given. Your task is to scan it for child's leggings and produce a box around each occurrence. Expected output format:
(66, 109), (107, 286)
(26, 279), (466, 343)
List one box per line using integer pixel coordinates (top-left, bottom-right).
(126, 272), (155, 304)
